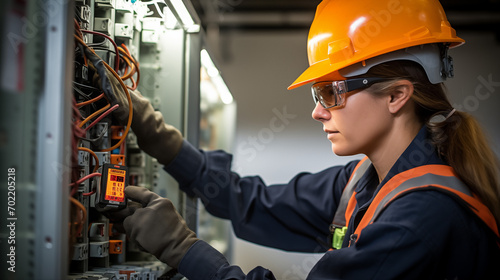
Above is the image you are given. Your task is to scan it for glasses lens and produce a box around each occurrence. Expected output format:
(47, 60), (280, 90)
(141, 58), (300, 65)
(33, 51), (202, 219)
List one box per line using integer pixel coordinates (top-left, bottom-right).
(311, 78), (389, 109)
(311, 81), (346, 109)
(332, 81), (346, 105)
(311, 82), (331, 108)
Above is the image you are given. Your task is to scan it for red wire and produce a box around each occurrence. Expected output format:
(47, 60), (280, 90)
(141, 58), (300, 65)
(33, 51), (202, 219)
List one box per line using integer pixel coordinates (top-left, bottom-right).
(71, 98), (86, 196)
(84, 104), (120, 132)
(119, 135), (126, 155)
(80, 29), (120, 72)
(82, 190), (96, 196)
(70, 172), (102, 187)
(127, 77), (137, 91)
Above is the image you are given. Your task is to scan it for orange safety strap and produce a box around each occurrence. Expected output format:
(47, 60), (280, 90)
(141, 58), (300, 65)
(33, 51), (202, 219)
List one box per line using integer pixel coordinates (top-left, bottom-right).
(351, 164), (500, 243)
(329, 157), (370, 250)
(331, 156), (370, 228)
(345, 157), (371, 192)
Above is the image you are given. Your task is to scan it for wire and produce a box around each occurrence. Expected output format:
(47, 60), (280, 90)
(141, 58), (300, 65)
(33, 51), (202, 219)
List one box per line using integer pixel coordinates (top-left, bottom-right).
(89, 47), (117, 55)
(71, 98), (87, 198)
(73, 81), (100, 91)
(78, 127), (107, 146)
(77, 147), (99, 173)
(70, 197), (87, 237)
(84, 104), (119, 132)
(73, 86), (92, 101)
(120, 43), (132, 56)
(82, 190), (95, 196)
(128, 77), (137, 91)
(119, 134), (126, 155)
(87, 37), (109, 48)
(80, 30), (120, 72)
(119, 55), (138, 90)
(120, 44), (141, 89)
(76, 93), (105, 108)
(79, 103), (110, 128)
(70, 172), (102, 187)
(74, 19), (87, 67)
(74, 18), (84, 40)
(119, 52), (135, 80)
(74, 7), (83, 22)
(74, 35), (133, 152)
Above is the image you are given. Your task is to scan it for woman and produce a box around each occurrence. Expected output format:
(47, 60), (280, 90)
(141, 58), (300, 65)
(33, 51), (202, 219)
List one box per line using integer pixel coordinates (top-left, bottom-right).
(107, 0), (500, 278)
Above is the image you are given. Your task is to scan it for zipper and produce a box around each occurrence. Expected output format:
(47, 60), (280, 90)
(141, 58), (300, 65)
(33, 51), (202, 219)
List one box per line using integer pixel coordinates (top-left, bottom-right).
(346, 205), (368, 247)
(349, 234), (358, 247)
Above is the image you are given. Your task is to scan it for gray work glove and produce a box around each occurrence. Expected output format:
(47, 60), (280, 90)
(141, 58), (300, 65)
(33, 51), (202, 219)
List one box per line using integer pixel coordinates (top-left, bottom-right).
(97, 200), (143, 233)
(87, 49), (183, 166)
(114, 89), (183, 166)
(122, 186), (198, 269)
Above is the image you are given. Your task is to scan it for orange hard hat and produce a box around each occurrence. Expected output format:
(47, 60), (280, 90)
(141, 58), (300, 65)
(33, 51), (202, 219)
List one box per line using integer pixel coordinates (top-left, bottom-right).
(288, 0), (465, 90)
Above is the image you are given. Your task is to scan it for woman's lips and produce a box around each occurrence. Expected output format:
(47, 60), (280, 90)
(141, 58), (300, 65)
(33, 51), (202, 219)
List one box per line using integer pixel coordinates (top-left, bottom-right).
(325, 130), (339, 139)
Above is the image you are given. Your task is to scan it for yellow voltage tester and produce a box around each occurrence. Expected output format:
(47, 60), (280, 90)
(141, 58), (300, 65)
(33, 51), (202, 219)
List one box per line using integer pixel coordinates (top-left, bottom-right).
(97, 164), (128, 210)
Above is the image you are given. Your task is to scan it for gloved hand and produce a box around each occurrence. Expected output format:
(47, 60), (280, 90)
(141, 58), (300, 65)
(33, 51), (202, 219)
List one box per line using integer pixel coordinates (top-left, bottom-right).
(97, 200), (143, 233)
(122, 186), (199, 269)
(113, 89), (183, 166)
(87, 48), (183, 166)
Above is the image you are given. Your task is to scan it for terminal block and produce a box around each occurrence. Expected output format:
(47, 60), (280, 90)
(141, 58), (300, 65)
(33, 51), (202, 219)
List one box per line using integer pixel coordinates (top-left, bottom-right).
(109, 240), (123, 254)
(89, 241), (109, 258)
(72, 243), (89, 261)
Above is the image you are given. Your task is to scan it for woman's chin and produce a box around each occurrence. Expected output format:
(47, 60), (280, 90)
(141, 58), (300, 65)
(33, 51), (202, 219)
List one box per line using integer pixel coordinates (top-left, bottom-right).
(331, 144), (356, 157)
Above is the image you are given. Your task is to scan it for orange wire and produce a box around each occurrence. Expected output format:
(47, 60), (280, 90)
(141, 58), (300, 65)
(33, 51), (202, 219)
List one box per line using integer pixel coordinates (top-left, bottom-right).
(125, 56), (140, 89)
(77, 147), (99, 172)
(76, 93), (105, 108)
(120, 53), (135, 80)
(118, 46), (137, 80)
(70, 197), (87, 236)
(121, 43), (132, 56)
(127, 77), (137, 91)
(118, 45), (140, 89)
(79, 103), (110, 128)
(74, 35), (133, 152)
(74, 19), (84, 40)
(74, 18), (87, 66)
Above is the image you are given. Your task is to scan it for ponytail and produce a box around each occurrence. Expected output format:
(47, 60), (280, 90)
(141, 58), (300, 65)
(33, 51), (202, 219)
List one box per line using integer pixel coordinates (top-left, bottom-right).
(365, 60), (500, 228)
(428, 110), (500, 225)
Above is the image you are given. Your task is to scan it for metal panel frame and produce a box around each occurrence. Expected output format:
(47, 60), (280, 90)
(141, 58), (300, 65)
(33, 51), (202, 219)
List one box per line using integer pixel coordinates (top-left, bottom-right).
(34, 0), (74, 278)
(182, 31), (201, 232)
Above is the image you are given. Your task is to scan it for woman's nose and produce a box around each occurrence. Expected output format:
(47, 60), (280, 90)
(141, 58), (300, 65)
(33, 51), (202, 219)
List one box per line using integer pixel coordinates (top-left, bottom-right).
(311, 101), (331, 122)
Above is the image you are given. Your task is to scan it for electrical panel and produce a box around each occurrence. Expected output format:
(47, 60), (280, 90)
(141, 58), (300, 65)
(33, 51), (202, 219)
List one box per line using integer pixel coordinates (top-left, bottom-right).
(1, 0), (236, 278)
(69, 0), (201, 278)
(1, 0), (203, 279)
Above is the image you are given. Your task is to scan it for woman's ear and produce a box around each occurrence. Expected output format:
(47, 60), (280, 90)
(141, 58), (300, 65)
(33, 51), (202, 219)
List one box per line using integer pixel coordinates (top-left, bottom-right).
(387, 80), (414, 114)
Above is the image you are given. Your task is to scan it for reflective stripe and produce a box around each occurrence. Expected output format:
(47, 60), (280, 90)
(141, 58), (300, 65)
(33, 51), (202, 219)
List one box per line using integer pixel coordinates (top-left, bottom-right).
(371, 172), (471, 222)
(351, 164), (500, 241)
(332, 157), (371, 227)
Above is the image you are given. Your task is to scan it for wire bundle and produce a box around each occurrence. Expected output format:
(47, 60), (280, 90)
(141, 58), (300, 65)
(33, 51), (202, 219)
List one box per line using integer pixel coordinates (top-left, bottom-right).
(70, 19), (137, 239)
(118, 44), (141, 90)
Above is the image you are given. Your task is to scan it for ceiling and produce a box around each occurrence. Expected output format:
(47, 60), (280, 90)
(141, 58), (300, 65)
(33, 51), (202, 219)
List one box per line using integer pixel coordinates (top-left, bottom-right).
(190, 0), (500, 32)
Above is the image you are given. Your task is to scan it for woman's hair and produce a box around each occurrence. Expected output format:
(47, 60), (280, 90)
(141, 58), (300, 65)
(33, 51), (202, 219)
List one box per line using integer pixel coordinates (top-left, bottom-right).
(364, 59), (500, 229)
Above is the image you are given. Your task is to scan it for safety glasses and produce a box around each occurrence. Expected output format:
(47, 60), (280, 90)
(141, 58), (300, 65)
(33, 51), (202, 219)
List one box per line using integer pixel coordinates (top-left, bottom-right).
(311, 77), (390, 109)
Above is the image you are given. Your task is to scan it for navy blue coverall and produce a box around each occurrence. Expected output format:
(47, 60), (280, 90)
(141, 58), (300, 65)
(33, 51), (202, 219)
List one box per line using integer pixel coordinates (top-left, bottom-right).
(165, 126), (500, 279)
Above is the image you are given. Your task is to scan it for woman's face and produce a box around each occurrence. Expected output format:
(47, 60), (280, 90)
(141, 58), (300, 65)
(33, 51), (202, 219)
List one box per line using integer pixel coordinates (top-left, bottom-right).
(312, 88), (393, 156)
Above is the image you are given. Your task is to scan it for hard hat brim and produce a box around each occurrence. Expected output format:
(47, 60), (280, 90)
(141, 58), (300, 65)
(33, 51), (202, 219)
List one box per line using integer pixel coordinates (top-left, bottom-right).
(288, 40), (464, 91)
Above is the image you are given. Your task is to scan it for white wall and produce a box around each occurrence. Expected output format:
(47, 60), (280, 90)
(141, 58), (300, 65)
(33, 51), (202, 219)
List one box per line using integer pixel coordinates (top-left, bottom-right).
(446, 31), (500, 156)
(216, 30), (500, 278)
